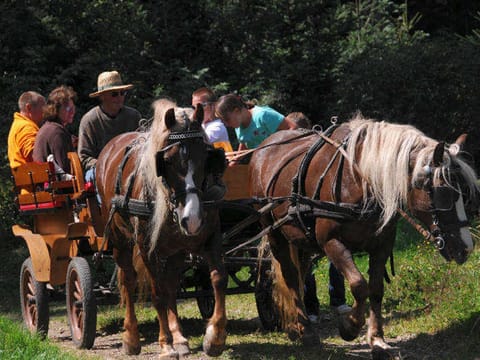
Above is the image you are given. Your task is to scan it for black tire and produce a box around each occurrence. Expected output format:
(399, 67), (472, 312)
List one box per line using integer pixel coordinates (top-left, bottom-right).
(195, 268), (215, 319)
(20, 258), (49, 337)
(66, 257), (97, 349)
(255, 265), (280, 331)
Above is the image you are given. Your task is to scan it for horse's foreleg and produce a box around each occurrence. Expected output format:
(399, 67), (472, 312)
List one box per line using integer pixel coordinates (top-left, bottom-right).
(367, 233), (396, 359)
(324, 238), (367, 341)
(202, 234), (228, 357)
(367, 253), (394, 359)
(149, 257), (179, 359)
(115, 247), (141, 355)
(166, 256), (189, 357)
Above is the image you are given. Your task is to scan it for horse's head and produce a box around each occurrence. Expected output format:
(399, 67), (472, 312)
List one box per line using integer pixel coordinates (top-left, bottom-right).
(153, 103), (226, 236)
(410, 135), (479, 264)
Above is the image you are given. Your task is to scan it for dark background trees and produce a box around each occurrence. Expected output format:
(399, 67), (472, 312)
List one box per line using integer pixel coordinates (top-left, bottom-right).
(1, 0), (480, 232)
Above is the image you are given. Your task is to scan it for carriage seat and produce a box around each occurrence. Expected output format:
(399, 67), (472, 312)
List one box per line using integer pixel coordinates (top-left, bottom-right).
(11, 161), (78, 214)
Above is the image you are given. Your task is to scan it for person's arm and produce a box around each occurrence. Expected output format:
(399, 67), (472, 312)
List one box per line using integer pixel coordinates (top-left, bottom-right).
(276, 117), (298, 131)
(78, 119), (98, 171)
(17, 126), (37, 162)
(50, 131), (73, 173)
(238, 142), (248, 151)
(228, 142), (247, 167)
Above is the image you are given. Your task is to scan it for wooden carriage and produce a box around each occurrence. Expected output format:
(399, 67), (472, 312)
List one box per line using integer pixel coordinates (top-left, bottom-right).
(12, 154), (278, 349)
(12, 152), (105, 349)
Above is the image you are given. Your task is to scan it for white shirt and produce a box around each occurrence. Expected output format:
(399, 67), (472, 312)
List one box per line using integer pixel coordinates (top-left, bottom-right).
(202, 118), (230, 144)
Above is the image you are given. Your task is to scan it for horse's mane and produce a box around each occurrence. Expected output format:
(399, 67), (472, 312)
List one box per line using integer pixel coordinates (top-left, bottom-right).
(345, 114), (479, 231)
(137, 98), (197, 255)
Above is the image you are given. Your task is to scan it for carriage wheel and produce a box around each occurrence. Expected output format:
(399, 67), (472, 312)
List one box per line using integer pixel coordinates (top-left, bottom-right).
(195, 268), (215, 319)
(66, 257), (97, 349)
(20, 258), (49, 337)
(255, 264), (280, 331)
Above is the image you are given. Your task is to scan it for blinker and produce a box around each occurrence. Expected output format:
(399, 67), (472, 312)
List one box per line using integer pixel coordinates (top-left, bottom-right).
(432, 186), (459, 211)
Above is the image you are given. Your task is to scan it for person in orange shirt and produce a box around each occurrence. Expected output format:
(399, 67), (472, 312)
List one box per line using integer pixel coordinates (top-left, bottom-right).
(7, 91), (46, 168)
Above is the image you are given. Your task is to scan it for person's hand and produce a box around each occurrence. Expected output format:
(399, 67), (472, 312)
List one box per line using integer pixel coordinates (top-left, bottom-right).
(71, 135), (79, 149)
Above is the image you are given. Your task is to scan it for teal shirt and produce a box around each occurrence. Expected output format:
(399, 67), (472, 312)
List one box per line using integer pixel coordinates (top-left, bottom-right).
(235, 106), (284, 149)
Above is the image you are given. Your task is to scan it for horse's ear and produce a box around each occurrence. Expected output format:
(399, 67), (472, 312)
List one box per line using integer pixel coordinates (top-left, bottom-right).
(449, 133), (467, 155)
(194, 104), (204, 124)
(165, 108), (176, 129)
(433, 142), (445, 167)
(455, 133), (467, 146)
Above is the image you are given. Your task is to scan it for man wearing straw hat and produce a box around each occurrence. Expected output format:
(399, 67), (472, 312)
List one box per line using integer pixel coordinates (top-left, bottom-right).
(78, 70), (141, 184)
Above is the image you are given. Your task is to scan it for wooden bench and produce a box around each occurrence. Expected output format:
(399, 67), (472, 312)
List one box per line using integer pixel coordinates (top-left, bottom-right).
(11, 162), (75, 214)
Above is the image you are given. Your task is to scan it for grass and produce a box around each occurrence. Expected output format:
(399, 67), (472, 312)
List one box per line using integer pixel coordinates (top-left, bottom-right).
(1, 219), (479, 359)
(0, 316), (79, 360)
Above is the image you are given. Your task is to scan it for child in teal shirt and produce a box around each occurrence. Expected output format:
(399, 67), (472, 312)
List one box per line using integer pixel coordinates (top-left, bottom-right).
(216, 94), (297, 151)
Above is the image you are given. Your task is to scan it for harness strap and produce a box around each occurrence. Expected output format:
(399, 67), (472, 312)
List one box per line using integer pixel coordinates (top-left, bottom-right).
(313, 145), (342, 200)
(293, 124), (338, 196)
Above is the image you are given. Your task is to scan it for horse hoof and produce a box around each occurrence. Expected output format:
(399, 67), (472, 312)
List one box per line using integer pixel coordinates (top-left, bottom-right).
(202, 325), (226, 357)
(338, 315), (361, 341)
(159, 345), (179, 360)
(203, 341), (225, 357)
(122, 341), (141, 355)
(173, 342), (190, 357)
(372, 345), (395, 360)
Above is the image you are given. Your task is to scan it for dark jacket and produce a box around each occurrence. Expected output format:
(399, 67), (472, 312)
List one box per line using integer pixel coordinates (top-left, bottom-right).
(77, 105), (141, 171)
(33, 121), (74, 173)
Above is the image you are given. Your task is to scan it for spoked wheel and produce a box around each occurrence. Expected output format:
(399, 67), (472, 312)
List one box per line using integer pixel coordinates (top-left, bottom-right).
(20, 258), (49, 337)
(66, 257), (97, 349)
(195, 268), (215, 319)
(255, 262), (280, 331)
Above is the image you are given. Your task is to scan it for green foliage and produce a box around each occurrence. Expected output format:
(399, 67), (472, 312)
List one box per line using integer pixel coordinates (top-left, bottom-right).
(330, 36), (480, 162)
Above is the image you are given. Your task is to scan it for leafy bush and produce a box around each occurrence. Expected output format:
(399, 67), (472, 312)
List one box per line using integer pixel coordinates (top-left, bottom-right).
(330, 36), (480, 168)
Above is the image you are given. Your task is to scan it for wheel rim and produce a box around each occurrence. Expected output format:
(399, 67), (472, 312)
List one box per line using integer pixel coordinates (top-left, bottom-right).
(21, 268), (37, 331)
(67, 268), (84, 341)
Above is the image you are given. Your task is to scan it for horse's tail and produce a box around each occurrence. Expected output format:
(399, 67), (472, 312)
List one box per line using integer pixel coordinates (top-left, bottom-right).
(270, 257), (299, 332)
(265, 234), (304, 334)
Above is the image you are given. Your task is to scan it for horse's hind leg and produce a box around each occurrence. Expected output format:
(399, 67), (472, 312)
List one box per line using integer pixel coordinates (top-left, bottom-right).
(324, 238), (367, 341)
(202, 233), (228, 357)
(115, 247), (141, 355)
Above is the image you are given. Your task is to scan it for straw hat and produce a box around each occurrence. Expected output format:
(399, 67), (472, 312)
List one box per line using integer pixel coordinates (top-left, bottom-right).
(89, 71), (134, 97)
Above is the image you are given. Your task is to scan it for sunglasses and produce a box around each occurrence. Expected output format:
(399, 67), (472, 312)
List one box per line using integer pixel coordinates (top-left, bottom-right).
(110, 90), (128, 97)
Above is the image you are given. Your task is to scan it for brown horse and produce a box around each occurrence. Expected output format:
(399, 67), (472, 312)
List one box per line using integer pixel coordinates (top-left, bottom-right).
(248, 115), (478, 358)
(95, 99), (228, 358)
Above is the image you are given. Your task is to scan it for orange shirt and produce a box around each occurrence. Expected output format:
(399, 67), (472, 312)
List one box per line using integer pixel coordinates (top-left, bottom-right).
(8, 112), (40, 168)
(213, 141), (233, 153)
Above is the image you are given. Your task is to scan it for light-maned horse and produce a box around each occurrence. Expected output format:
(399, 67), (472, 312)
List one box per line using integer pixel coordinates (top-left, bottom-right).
(248, 115), (478, 359)
(95, 99), (228, 359)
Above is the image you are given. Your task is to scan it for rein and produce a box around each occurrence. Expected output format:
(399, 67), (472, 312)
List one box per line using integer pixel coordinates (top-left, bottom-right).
(227, 128), (318, 163)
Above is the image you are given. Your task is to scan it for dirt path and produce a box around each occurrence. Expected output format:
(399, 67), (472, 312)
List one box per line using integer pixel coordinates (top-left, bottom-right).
(48, 316), (403, 360)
